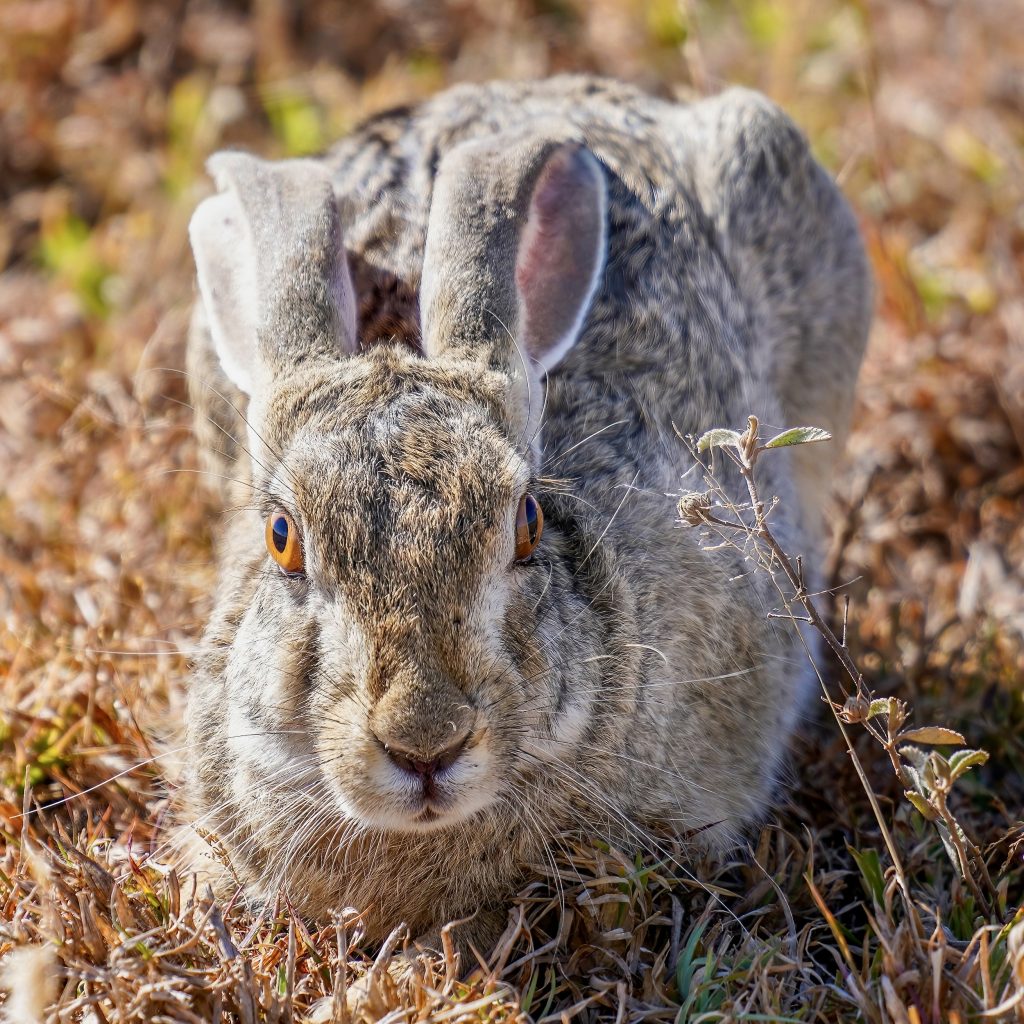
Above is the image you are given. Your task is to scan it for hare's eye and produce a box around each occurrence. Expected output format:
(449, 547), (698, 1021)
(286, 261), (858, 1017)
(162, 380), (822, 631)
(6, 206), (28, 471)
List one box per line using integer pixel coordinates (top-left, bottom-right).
(514, 493), (543, 563)
(265, 511), (304, 576)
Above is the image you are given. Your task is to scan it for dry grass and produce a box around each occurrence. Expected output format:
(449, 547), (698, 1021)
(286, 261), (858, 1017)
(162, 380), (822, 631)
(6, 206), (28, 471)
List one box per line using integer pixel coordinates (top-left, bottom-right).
(1, 1), (1023, 1020)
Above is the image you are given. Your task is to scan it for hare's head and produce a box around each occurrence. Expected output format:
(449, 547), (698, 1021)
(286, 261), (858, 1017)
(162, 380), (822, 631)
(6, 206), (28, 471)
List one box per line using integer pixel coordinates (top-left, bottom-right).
(188, 131), (611, 834)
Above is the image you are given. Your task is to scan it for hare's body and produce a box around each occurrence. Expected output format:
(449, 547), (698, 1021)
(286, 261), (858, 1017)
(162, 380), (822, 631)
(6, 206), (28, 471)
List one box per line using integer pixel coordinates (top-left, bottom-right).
(184, 77), (870, 952)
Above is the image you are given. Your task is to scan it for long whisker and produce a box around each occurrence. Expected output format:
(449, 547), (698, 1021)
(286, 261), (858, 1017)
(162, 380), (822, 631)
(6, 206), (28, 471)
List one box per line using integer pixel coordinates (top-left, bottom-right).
(156, 389), (297, 502)
(574, 467), (641, 573)
(13, 731), (308, 821)
(543, 419), (629, 471)
(145, 365), (303, 493)
(515, 750), (748, 932)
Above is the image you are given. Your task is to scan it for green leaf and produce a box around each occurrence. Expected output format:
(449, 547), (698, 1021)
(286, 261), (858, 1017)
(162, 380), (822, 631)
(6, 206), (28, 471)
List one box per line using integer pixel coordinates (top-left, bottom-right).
(949, 748), (989, 780)
(848, 845), (885, 907)
(867, 698), (893, 720)
(905, 791), (938, 821)
(762, 426), (832, 449)
(675, 920), (707, 1003)
(263, 87), (325, 157)
(929, 751), (952, 785)
(899, 744), (929, 772)
(901, 762), (922, 792)
(37, 213), (111, 317)
(647, 0), (689, 46)
(520, 965), (540, 1013)
(899, 726), (965, 746)
(696, 428), (741, 453)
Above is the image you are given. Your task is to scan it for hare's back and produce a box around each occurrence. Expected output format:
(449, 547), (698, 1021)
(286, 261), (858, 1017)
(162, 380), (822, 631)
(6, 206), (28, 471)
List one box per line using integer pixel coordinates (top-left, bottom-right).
(326, 76), (684, 353)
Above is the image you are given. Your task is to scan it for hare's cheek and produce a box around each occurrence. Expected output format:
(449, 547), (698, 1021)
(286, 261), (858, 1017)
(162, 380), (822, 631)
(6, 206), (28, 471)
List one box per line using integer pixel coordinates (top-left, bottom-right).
(218, 602), (320, 789)
(519, 656), (597, 761)
(225, 703), (298, 806)
(551, 693), (592, 747)
(226, 600), (315, 713)
(520, 689), (593, 765)
(312, 601), (371, 695)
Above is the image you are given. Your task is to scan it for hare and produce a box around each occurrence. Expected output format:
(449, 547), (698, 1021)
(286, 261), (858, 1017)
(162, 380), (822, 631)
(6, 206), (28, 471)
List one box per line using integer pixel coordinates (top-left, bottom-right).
(183, 75), (871, 957)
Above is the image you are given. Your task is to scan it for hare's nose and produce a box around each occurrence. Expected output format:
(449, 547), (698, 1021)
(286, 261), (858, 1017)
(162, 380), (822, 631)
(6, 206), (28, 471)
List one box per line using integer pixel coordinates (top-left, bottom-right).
(380, 731), (469, 780)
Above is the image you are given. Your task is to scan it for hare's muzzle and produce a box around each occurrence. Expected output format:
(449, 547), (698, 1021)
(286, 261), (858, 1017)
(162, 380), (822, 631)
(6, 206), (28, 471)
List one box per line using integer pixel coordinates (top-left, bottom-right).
(378, 731), (470, 784)
(317, 673), (497, 831)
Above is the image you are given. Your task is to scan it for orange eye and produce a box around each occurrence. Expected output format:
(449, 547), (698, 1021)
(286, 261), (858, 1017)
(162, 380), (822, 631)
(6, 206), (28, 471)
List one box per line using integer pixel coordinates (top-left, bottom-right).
(266, 511), (304, 575)
(514, 493), (543, 562)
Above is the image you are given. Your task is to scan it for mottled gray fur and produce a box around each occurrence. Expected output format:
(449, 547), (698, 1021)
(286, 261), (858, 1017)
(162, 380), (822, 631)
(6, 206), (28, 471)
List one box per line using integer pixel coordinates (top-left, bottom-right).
(182, 76), (871, 956)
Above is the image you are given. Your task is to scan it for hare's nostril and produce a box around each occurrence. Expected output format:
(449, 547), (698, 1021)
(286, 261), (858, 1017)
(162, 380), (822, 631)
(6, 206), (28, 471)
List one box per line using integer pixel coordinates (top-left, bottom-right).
(380, 732), (469, 781)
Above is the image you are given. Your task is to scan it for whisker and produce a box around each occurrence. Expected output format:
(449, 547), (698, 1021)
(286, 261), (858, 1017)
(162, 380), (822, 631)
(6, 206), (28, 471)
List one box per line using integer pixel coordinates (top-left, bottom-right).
(15, 731), (309, 821)
(544, 418), (630, 470)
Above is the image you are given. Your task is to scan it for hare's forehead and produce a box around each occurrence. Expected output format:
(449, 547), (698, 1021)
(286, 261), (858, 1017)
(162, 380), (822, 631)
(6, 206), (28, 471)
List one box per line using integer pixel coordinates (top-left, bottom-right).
(284, 401), (529, 509)
(277, 409), (527, 585)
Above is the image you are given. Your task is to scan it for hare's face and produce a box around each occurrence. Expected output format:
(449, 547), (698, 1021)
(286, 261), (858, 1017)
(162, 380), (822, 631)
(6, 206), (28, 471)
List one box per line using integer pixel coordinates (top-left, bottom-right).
(215, 350), (592, 833)
(188, 137), (607, 837)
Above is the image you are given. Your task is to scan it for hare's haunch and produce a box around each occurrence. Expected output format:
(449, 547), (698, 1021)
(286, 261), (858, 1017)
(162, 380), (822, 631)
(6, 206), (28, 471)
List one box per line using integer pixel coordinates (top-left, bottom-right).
(183, 75), (871, 954)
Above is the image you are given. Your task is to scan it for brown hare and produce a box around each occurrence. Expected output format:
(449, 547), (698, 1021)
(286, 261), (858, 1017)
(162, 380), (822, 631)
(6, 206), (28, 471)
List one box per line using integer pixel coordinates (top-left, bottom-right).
(183, 75), (871, 957)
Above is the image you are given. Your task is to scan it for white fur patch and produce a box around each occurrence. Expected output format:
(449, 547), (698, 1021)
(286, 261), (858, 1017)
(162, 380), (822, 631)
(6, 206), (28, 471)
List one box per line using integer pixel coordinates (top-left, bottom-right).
(189, 189), (259, 395)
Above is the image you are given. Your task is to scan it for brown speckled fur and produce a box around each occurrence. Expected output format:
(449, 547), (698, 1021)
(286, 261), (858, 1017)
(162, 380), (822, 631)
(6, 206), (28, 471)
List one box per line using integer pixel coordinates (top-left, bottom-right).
(183, 76), (871, 956)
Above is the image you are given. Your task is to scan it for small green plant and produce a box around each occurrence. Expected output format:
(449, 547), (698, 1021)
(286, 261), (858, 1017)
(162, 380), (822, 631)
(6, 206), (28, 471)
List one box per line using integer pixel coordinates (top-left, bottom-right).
(262, 85), (325, 157)
(679, 416), (995, 918)
(37, 213), (111, 317)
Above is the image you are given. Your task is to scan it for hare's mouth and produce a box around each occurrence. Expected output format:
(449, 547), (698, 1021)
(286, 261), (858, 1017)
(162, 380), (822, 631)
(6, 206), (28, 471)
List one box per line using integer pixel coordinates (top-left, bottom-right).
(342, 786), (495, 834)
(378, 773), (497, 833)
(325, 728), (500, 833)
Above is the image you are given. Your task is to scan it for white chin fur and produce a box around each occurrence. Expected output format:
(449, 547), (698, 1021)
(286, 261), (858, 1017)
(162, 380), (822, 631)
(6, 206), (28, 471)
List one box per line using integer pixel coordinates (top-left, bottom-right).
(349, 794), (496, 834)
(329, 742), (499, 834)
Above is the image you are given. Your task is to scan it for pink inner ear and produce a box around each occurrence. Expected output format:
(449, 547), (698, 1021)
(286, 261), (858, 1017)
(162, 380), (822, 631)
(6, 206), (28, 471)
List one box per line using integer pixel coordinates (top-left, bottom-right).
(514, 145), (606, 372)
(516, 148), (580, 298)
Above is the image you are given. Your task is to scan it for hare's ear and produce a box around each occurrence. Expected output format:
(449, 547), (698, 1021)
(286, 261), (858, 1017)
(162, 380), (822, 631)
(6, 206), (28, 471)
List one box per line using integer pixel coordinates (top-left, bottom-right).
(188, 152), (358, 396)
(420, 133), (606, 377)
